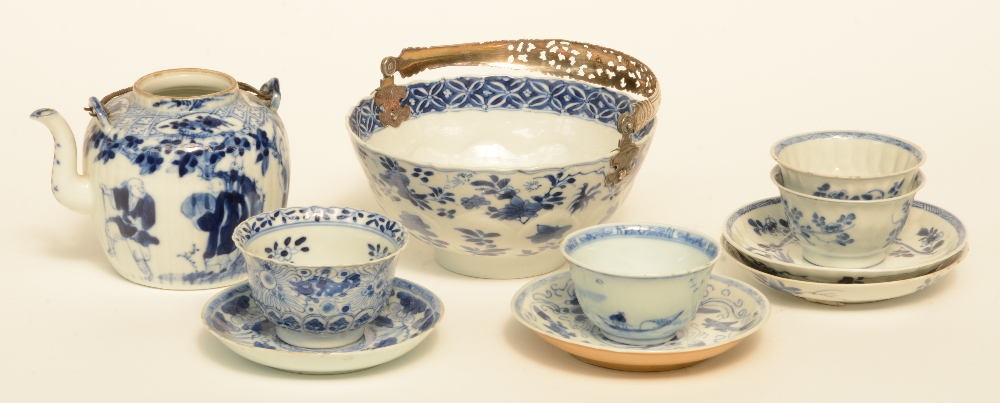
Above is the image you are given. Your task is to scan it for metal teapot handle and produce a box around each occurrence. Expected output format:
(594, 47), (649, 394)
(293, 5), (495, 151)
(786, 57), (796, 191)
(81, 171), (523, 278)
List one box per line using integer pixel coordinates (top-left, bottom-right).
(375, 39), (660, 185)
(84, 80), (278, 117)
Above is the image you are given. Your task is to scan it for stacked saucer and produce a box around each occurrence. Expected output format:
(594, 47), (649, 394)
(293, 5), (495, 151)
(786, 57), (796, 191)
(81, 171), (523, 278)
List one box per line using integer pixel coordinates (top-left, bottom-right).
(724, 132), (969, 305)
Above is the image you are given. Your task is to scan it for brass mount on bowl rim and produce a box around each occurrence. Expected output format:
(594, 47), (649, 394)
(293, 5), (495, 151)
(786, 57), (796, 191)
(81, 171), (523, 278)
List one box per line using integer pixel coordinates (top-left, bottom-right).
(372, 39), (660, 186)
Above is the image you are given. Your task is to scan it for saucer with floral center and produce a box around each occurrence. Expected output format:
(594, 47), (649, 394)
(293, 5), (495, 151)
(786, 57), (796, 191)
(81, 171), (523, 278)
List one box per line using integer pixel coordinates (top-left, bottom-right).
(202, 278), (443, 374)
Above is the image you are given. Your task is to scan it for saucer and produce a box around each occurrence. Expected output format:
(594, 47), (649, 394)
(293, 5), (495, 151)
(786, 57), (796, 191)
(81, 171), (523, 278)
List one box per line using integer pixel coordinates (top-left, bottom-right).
(723, 198), (966, 283)
(724, 238), (968, 305)
(511, 271), (770, 372)
(202, 278), (443, 374)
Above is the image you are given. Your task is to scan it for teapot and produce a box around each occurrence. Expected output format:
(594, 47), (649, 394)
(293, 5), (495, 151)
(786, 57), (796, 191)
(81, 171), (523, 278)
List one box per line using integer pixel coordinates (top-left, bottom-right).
(32, 68), (290, 290)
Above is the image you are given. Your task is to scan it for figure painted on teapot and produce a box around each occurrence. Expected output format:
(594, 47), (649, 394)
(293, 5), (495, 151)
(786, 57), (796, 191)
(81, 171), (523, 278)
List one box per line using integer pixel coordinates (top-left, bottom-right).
(32, 68), (290, 290)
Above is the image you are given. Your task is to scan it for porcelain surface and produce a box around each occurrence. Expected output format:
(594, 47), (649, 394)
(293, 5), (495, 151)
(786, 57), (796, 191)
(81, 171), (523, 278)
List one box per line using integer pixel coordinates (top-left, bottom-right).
(561, 224), (718, 345)
(771, 131), (924, 200)
(31, 68), (289, 290)
(772, 165), (924, 269)
(233, 206), (408, 348)
(348, 75), (656, 279)
(724, 197), (966, 283)
(203, 278), (442, 374)
(724, 238), (967, 305)
(511, 271), (769, 371)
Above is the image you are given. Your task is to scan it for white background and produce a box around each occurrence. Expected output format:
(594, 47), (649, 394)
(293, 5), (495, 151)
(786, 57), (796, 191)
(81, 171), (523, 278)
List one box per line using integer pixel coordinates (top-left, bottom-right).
(2, 1), (997, 401)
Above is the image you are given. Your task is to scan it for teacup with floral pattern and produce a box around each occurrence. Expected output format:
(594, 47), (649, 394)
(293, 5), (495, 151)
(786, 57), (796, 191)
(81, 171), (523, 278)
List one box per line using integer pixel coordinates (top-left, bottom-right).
(233, 206), (408, 349)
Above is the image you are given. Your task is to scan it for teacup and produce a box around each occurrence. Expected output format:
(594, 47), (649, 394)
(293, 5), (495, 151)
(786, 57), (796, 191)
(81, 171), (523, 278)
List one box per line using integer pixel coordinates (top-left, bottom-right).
(233, 206), (408, 348)
(771, 131), (925, 200)
(771, 165), (924, 269)
(561, 224), (719, 346)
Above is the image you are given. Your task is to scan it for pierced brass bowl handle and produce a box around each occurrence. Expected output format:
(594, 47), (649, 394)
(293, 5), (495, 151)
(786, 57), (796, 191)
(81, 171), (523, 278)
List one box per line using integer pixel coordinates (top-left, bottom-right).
(374, 39), (660, 186)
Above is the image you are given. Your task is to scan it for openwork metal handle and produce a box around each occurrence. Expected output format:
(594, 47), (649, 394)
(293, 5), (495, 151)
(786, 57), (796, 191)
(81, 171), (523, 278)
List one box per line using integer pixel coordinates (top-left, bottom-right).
(374, 39), (659, 186)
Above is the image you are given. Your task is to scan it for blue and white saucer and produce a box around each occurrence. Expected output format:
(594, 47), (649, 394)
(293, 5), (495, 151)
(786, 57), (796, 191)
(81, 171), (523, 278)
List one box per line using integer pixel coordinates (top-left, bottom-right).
(202, 278), (443, 374)
(511, 271), (770, 371)
(725, 238), (968, 305)
(723, 198), (967, 283)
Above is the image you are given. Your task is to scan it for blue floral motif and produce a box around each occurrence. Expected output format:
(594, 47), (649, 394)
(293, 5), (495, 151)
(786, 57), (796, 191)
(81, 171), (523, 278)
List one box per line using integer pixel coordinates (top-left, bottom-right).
(410, 167), (435, 183)
(397, 211), (437, 238)
(782, 200), (856, 247)
(748, 216), (789, 237)
(489, 196), (543, 223)
(526, 224), (573, 244)
(152, 97), (216, 111)
(134, 151), (165, 175)
(397, 211), (449, 248)
(90, 114), (284, 180)
(235, 207), (407, 248)
(813, 179), (905, 201)
(368, 243), (391, 260)
(247, 258), (389, 334)
(158, 113), (231, 135)
(889, 226), (946, 257)
(568, 183), (601, 214)
(264, 236), (309, 262)
(456, 228), (500, 246)
(460, 195), (490, 210)
(455, 228), (510, 256)
(472, 175), (518, 200)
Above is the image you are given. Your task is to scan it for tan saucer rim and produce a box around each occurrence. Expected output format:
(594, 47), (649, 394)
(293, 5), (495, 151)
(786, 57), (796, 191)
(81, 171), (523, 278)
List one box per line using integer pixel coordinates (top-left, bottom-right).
(537, 332), (744, 372)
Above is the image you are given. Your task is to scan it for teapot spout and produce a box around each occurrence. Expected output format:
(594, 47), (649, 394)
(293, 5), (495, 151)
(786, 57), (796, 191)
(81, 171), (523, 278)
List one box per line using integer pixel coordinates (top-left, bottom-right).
(30, 108), (94, 215)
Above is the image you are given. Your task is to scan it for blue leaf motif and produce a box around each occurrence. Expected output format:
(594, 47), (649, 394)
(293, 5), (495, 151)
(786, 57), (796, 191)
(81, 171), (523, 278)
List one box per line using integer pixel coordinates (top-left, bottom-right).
(526, 224), (572, 244)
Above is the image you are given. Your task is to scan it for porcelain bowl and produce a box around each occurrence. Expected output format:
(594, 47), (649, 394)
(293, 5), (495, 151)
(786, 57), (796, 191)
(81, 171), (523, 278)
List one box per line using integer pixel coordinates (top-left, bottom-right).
(233, 206), (408, 349)
(771, 131), (925, 200)
(348, 75), (656, 279)
(771, 165), (925, 269)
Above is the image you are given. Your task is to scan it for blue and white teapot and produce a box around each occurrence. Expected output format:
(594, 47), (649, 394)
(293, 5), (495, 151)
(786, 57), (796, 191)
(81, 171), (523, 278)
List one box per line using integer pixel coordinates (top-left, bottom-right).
(32, 68), (290, 290)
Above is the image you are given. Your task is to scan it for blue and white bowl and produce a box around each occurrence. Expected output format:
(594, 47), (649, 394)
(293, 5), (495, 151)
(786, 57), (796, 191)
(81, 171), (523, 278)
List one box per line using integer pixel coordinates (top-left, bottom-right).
(348, 75), (656, 279)
(561, 224), (720, 346)
(772, 166), (925, 269)
(771, 131), (925, 200)
(233, 206), (408, 349)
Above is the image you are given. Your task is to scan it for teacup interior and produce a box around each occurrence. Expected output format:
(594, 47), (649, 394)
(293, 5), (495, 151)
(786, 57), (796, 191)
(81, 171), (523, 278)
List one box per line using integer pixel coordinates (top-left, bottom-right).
(570, 237), (712, 276)
(246, 224), (397, 266)
(777, 136), (920, 177)
(365, 110), (621, 169)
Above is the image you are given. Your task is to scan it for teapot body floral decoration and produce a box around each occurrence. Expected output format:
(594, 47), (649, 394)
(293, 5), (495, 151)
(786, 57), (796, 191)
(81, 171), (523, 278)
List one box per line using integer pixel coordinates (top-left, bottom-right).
(32, 68), (290, 290)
